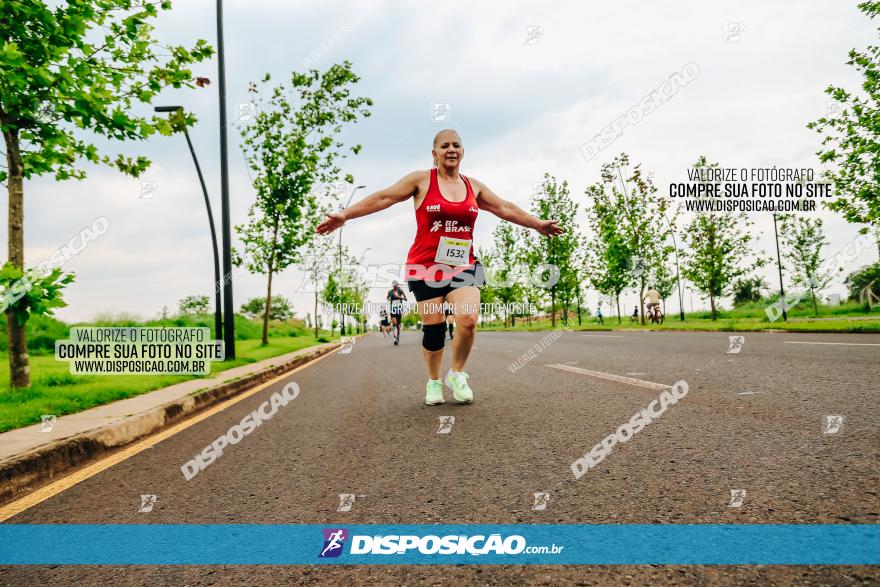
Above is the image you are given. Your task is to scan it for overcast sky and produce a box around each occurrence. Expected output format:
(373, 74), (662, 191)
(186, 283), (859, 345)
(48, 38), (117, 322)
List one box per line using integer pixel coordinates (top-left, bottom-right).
(12, 0), (879, 322)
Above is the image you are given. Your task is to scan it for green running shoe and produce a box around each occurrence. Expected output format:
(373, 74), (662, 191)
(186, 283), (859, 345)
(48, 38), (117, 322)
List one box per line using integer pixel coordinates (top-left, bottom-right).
(425, 379), (445, 405)
(444, 370), (473, 403)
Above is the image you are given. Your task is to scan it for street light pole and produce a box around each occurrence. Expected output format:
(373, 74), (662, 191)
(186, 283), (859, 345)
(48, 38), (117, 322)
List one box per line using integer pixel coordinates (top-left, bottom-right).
(772, 213), (788, 321)
(154, 106), (222, 341)
(216, 0), (236, 358)
(338, 185), (366, 336)
(663, 213), (686, 321)
(670, 230), (686, 322)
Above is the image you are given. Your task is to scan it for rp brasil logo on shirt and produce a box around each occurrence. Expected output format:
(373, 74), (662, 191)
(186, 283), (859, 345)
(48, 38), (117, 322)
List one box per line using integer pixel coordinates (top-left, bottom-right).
(319, 528), (349, 558)
(431, 220), (472, 233)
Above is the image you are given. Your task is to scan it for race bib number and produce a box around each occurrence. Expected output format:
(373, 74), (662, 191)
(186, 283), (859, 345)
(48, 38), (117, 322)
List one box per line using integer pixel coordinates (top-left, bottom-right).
(434, 237), (472, 267)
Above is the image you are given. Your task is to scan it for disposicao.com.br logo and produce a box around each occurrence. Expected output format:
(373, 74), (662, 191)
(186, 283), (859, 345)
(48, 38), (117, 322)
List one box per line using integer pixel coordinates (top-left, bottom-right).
(319, 528), (563, 558)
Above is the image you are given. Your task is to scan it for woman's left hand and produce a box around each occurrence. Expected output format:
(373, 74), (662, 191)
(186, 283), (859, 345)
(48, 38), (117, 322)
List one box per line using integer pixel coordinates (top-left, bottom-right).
(535, 219), (563, 237)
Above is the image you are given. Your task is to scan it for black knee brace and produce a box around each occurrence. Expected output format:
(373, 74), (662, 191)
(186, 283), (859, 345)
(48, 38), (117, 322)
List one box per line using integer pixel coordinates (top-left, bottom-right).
(422, 322), (447, 351)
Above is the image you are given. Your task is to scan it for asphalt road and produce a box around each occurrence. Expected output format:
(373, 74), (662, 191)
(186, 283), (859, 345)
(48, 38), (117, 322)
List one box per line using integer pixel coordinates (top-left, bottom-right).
(1, 329), (878, 585)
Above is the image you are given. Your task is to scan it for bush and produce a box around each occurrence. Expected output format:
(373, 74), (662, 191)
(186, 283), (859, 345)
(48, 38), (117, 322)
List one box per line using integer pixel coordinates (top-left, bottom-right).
(0, 314), (69, 353)
(240, 296), (294, 321)
(89, 311), (144, 325)
(0, 312), (313, 356)
(29, 335), (57, 354)
(178, 294), (210, 315)
(732, 276), (768, 307)
(844, 263), (880, 302)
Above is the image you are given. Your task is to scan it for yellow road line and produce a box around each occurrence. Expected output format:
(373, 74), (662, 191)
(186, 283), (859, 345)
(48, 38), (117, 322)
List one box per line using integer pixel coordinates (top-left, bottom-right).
(0, 350), (335, 523)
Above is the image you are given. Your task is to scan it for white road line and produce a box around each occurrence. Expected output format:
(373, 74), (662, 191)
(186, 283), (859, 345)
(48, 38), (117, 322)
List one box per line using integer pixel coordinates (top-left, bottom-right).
(738, 391), (765, 395)
(785, 341), (880, 347)
(547, 364), (670, 391)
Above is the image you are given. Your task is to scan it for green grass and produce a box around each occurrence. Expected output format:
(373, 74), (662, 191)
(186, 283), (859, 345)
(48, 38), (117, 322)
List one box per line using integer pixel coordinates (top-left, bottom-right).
(0, 330), (339, 434)
(683, 300), (880, 321)
(482, 317), (880, 333)
(480, 301), (880, 334)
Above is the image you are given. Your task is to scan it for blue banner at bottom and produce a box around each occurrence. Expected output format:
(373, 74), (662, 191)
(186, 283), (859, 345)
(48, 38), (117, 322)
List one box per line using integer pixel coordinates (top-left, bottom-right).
(0, 524), (877, 565)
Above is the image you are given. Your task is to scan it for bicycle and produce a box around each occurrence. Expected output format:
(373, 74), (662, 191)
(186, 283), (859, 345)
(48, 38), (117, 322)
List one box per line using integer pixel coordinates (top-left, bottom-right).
(647, 305), (664, 325)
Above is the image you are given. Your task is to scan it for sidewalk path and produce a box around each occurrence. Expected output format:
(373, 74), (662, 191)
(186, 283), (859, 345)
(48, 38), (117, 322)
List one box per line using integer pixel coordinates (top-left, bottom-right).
(0, 340), (344, 502)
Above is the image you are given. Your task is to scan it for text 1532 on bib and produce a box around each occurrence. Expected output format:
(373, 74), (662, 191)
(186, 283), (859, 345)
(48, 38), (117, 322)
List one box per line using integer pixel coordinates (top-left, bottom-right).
(434, 237), (472, 266)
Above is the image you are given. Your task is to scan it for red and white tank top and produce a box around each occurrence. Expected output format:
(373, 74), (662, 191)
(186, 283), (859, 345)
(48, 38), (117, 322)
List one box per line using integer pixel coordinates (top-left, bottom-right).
(405, 168), (479, 281)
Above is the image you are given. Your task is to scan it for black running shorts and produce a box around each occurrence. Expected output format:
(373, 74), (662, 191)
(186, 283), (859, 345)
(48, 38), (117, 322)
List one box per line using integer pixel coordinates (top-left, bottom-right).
(407, 262), (485, 302)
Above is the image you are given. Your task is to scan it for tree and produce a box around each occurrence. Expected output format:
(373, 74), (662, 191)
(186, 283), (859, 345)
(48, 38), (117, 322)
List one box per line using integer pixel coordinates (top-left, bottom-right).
(401, 311), (420, 329)
(732, 276), (768, 306)
(516, 228), (547, 326)
(527, 174), (580, 326)
(320, 248), (369, 335)
(682, 213), (765, 320)
(778, 214), (832, 316)
(335, 249), (368, 335)
(241, 296), (294, 321)
(562, 245), (587, 327)
(0, 0), (211, 387)
(482, 223), (524, 327)
(844, 263), (880, 302)
(583, 155), (671, 324)
(298, 236), (334, 338)
(321, 274), (344, 335)
(808, 1), (880, 258)
(607, 155), (672, 325)
(0, 266), (73, 338)
(178, 295), (210, 315)
(583, 184), (631, 324)
(680, 157), (767, 320)
(652, 259), (678, 316)
(234, 62), (372, 345)
(475, 244), (499, 325)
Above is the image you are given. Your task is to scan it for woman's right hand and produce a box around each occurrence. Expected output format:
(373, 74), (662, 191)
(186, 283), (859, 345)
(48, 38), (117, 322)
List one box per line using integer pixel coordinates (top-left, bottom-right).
(316, 212), (346, 235)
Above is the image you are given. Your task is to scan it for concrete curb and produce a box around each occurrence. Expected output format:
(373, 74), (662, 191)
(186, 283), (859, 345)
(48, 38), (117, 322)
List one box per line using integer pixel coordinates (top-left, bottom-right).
(0, 340), (348, 505)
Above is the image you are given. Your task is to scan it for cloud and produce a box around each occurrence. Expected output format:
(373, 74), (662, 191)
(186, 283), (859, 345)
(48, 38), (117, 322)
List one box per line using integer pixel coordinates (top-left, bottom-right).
(5, 0), (876, 321)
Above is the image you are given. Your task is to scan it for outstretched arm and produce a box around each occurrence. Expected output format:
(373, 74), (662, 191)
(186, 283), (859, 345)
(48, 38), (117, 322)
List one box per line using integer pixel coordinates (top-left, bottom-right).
(472, 179), (563, 237)
(316, 171), (424, 235)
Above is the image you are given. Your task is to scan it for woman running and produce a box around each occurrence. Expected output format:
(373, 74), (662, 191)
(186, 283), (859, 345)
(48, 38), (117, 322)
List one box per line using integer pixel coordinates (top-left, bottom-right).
(379, 307), (391, 337)
(316, 129), (562, 405)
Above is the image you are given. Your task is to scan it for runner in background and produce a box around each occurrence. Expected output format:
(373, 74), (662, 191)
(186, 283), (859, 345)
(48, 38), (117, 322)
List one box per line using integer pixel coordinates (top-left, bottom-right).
(387, 281), (407, 345)
(379, 307), (391, 337)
